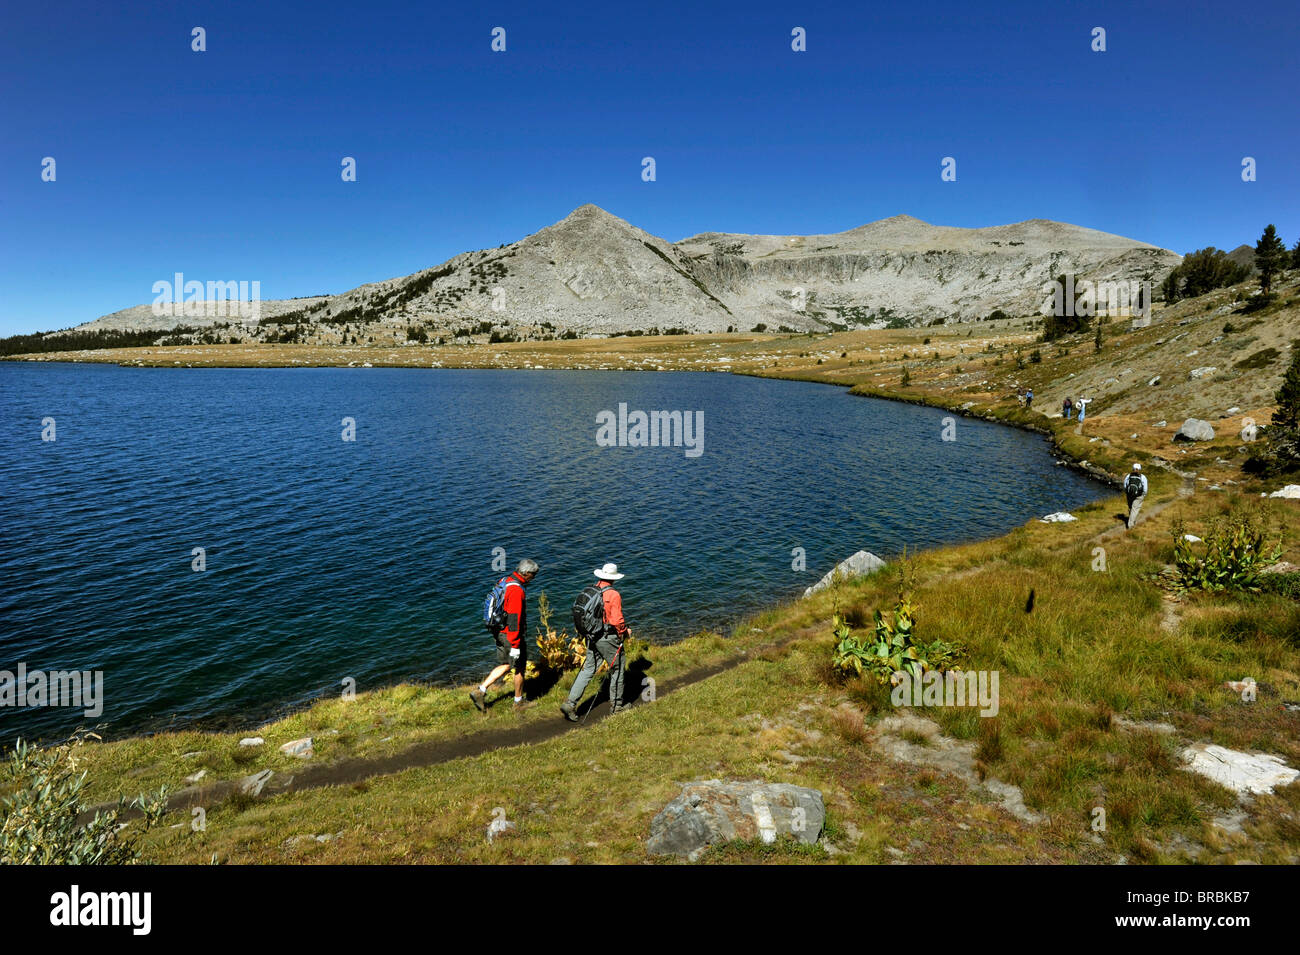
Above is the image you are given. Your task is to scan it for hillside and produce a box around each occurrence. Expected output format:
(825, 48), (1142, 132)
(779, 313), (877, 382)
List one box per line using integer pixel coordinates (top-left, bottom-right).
(59, 206), (1180, 345)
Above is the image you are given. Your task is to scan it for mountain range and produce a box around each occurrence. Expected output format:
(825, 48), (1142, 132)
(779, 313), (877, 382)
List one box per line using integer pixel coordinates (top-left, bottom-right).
(70, 205), (1182, 343)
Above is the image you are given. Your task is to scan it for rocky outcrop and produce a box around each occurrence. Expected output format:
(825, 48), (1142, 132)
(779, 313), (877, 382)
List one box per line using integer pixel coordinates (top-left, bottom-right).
(1180, 743), (1299, 796)
(646, 780), (825, 859)
(804, 550), (887, 597)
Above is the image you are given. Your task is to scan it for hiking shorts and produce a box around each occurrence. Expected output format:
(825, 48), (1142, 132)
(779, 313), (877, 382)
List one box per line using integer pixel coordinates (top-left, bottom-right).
(494, 631), (527, 673)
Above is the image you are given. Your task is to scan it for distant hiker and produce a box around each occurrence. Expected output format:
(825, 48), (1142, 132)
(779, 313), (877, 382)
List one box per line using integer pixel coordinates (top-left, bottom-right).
(471, 558), (539, 713)
(560, 563), (631, 722)
(1076, 397), (1090, 422)
(1016, 388), (1026, 407)
(1063, 396), (1073, 420)
(1124, 463), (1148, 529)
(1025, 388), (1034, 410)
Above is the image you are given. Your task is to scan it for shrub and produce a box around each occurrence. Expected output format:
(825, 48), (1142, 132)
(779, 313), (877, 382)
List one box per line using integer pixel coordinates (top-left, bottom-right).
(531, 592), (586, 673)
(1, 735), (168, 864)
(1171, 510), (1283, 593)
(831, 564), (964, 684)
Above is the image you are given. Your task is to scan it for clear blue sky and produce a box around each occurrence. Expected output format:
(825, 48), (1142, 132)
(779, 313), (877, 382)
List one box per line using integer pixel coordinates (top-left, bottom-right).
(2, 0), (1296, 335)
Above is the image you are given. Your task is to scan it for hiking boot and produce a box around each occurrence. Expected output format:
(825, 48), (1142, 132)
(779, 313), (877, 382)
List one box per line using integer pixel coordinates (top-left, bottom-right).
(609, 702), (630, 715)
(469, 689), (486, 713)
(560, 700), (579, 722)
(513, 698), (535, 712)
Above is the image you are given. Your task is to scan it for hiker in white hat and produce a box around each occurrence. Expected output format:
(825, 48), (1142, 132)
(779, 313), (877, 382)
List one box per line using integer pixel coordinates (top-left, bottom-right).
(560, 563), (631, 721)
(1123, 463), (1148, 529)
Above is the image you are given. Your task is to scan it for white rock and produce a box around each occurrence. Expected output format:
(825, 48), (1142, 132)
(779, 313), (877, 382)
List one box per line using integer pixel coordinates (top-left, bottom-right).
(1039, 512), (1077, 523)
(1226, 407), (1240, 415)
(804, 550), (888, 597)
(239, 769), (274, 797)
(1180, 743), (1299, 796)
(1189, 366), (1218, 379)
(1268, 485), (1300, 499)
(239, 737), (265, 747)
(1182, 534), (1202, 543)
(1148, 376), (1160, 386)
(279, 737), (314, 759)
(184, 769), (207, 785)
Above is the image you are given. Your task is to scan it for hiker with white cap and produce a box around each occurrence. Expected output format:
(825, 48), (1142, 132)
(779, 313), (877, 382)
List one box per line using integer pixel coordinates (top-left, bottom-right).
(1123, 463), (1148, 529)
(560, 562), (631, 721)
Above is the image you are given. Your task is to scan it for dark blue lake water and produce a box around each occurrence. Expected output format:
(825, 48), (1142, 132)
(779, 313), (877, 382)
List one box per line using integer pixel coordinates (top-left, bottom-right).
(0, 363), (1108, 741)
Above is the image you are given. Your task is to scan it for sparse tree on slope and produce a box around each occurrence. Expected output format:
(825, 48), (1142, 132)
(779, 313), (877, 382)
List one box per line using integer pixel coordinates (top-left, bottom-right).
(1254, 224), (1287, 295)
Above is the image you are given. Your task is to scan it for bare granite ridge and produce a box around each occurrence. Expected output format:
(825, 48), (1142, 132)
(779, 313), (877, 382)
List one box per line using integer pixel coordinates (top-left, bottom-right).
(63, 205), (1181, 343)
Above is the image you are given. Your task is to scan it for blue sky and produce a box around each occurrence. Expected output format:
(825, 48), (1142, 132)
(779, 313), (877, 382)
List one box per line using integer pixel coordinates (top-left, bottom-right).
(2, 0), (1296, 335)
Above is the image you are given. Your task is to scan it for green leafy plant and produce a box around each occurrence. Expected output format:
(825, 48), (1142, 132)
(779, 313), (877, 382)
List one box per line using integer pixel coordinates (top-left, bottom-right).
(1, 734), (169, 864)
(1171, 509), (1283, 593)
(832, 562), (965, 684)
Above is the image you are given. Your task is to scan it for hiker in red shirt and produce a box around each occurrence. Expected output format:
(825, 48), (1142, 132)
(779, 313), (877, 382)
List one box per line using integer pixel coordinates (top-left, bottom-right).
(560, 562), (631, 721)
(471, 559), (538, 713)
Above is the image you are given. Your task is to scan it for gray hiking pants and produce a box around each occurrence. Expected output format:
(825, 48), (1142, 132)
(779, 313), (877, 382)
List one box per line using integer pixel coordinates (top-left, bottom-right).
(566, 635), (625, 708)
(1126, 494), (1146, 529)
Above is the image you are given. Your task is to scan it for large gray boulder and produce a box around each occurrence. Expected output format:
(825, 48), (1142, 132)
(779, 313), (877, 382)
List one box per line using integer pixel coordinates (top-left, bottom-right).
(646, 780), (825, 859)
(1173, 418), (1215, 442)
(804, 550), (886, 597)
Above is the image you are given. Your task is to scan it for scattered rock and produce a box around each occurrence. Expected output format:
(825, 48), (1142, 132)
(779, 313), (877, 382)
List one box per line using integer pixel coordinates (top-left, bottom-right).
(804, 550), (887, 597)
(872, 712), (1042, 824)
(1226, 406), (1240, 415)
(1189, 366), (1217, 380)
(239, 769), (274, 797)
(183, 769), (207, 785)
(1182, 534), (1202, 543)
(646, 780), (825, 859)
(1148, 376), (1161, 386)
(1039, 512), (1077, 523)
(1268, 485), (1300, 499)
(1180, 743), (1299, 795)
(1222, 678), (1256, 694)
(1173, 418), (1215, 442)
(239, 737), (265, 747)
(1262, 561), (1298, 575)
(279, 738), (314, 758)
(549, 857), (573, 865)
(180, 751), (202, 759)
(1211, 810), (1249, 837)
(1154, 420), (1166, 428)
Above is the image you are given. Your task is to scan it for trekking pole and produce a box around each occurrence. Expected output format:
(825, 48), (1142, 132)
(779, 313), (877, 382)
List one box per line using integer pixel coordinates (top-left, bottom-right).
(579, 639), (623, 726)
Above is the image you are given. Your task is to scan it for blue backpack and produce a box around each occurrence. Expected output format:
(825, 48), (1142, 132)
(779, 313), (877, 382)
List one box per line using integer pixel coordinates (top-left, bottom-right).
(483, 576), (514, 631)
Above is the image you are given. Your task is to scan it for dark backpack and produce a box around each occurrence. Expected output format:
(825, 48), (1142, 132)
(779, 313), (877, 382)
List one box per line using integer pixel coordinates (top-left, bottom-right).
(1124, 473), (1144, 502)
(483, 576), (514, 631)
(572, 584), (609, 642)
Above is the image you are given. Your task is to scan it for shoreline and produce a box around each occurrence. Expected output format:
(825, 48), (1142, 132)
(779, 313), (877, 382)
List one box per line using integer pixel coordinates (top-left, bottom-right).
(2, 357), (1119, 747)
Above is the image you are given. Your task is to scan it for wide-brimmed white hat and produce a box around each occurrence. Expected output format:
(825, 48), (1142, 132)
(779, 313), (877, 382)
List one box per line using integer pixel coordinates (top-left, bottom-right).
(1132, 463), (1142, 471)
(594, 562), (625, 581)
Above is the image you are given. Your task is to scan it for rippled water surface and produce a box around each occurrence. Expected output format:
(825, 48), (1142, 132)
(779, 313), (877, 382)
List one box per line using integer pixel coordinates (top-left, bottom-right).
(0, 363), (1109, 740)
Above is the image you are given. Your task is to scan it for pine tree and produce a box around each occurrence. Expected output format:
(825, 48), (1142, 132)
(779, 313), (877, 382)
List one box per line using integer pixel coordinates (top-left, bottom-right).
(1094, 320), (1103, 353)
(1254, 224), (1287, 295)
(1264, 340), (1300, 469)
(1291, 237), (1300, 270)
